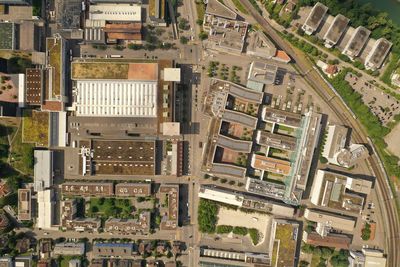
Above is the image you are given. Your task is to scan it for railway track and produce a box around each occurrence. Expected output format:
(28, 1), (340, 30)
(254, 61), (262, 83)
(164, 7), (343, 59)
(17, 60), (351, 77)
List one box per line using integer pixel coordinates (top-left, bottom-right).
(238, 0), (400, 264)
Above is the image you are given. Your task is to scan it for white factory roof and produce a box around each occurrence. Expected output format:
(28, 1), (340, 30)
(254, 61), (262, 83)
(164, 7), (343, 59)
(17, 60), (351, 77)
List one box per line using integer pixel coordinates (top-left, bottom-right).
(33, 150), (53, 192)
(74, 80), (157, 117)
(88, 4), (141, 22)
(199, 187), (244, 206)
(37, 189), (54, 230)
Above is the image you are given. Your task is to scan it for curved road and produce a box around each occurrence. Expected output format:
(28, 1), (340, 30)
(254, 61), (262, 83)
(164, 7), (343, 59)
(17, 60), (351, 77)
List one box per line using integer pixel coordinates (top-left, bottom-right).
(237, 0), (400, 265)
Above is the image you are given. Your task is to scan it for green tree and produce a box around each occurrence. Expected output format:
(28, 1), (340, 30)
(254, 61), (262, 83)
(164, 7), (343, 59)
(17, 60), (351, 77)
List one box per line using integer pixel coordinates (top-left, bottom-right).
(180, 36), (189, 45)
(199, 31), (208, 40)
(197, 199), (218, 233)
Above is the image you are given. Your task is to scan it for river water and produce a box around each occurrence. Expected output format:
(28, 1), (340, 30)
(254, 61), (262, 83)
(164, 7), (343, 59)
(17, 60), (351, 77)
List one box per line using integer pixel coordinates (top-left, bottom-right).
(358, 0), (400, 25)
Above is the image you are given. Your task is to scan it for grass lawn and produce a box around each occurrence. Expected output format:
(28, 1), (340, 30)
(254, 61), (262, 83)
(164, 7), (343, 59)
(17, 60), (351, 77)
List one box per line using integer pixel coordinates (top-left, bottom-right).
(88, 198), (135, 219)
(22, 109), (49, 147)
(10, 122), (34, 176)
(231, 0), (249, 14)
(59, 256), (81, 267)
(71, 62), (129, 80)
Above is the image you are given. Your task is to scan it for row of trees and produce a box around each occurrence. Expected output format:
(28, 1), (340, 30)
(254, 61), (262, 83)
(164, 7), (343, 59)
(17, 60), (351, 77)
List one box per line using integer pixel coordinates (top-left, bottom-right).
(302, 243), (349, 267)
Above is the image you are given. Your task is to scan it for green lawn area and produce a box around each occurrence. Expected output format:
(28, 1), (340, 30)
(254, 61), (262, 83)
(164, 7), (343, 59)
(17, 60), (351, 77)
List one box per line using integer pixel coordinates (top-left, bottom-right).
(10, 122), (34, 176)
(88, 198), (135, 219)
(47, 38), (62, 98)
(22, 109), (49, 147)
(231, 0), (249, 14)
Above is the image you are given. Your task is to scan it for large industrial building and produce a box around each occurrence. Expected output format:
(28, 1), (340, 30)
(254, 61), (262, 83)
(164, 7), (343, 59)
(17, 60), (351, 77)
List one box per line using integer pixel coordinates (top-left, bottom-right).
(72, 62), (158, 117)
(85, 3), (142, 44)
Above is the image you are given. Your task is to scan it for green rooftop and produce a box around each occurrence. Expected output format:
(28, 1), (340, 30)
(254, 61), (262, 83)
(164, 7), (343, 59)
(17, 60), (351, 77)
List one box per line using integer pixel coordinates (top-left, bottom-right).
(0, 23), (15, 50)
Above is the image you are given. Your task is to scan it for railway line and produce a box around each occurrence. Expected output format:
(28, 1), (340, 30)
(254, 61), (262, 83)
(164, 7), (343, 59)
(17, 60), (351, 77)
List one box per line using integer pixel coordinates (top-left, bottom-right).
(238, 0), (400, 265)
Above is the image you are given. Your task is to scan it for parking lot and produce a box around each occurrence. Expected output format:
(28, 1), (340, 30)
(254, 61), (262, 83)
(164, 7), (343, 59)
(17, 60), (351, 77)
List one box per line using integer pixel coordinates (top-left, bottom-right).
(346, 73), (400, 125)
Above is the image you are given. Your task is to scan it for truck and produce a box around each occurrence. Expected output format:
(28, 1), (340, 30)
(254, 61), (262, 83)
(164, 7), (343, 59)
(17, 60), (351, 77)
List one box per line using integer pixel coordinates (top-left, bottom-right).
(109, 55), (123, 58)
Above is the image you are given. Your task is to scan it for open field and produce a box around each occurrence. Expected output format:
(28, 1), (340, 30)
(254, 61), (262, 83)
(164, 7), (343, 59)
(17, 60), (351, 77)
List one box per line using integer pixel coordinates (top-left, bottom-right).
(22, 109), (49, 147)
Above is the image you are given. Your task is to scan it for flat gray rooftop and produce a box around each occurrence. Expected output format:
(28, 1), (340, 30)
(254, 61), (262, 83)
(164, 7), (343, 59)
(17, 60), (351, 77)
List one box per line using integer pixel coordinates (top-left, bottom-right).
(304, 2), (328, 31)
(263, 107), (302, 128)
(222, 110), (258, 128)
(205, 0), (237, 20)
(258, 131), (297, 151)
(217, 135), (252, 153)
(248, 62), (278, 85)
(228, 84), (264, 103)
(211, 163), (246, 178)
(324, 14), (349, 44)
(344, 26), (370, 57)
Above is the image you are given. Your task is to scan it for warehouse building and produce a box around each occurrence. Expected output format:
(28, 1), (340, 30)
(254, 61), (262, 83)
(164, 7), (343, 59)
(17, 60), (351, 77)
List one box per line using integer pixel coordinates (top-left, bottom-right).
(72, 62), (158, 117)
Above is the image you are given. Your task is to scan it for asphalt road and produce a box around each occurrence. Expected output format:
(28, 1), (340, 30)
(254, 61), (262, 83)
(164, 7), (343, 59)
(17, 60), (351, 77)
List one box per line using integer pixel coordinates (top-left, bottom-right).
(237, 0), (400, 265)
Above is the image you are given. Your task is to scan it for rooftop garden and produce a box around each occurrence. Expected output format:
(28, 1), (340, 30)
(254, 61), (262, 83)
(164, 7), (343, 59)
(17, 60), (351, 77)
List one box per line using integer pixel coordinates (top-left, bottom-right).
(274, 223), (297, 267)
(71, 62), (129, 80)
(22, 109), (49, 147)
(47, 38), (62, 98)
(0, 23), (14, 50)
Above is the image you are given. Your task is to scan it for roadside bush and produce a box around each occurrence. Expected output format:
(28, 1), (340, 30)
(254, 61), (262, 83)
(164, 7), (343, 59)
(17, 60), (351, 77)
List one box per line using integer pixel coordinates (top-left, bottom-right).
(216, 225), (233, 234)
(248, 228), (260, 245)
(232, 226), (248, 235)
